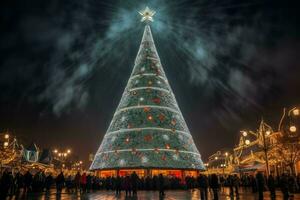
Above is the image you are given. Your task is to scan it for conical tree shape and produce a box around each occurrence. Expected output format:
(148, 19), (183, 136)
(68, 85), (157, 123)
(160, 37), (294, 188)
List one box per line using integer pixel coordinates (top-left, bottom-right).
(90, 25), (205, 170)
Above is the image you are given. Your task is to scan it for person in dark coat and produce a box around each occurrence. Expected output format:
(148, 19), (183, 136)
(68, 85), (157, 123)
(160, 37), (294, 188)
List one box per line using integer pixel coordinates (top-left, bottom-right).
(14, 171), (24, 198)
(56, 172), (65, 195)
(123, 175), (132, 196)
(210, 174), (219, 200)
(267, 174), (276, 200)
(131, 171), (139, 196)
(23, 171), (33, 194)
(158, 174), (165, 197)
(86, 174), (92, 193)
(250, 175), (257, 193)
(256, 172), (265, 200)
(45, 173), (53, 193)
(115, 175), (122, 195)
(280, 173), (289, 200)
(197, 174), (209, 200)
(232, 174), (240, 198)
(74, 172), (81, 193)
(0, 170), (11, 200)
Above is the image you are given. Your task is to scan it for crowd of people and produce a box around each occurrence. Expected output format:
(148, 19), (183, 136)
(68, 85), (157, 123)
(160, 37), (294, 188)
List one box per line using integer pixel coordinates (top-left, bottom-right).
(0, 169), (300, 200)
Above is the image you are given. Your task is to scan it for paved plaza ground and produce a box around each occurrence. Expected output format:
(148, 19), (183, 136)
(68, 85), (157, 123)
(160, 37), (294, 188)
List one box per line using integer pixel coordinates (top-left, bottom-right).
(15, 188), (300, 200)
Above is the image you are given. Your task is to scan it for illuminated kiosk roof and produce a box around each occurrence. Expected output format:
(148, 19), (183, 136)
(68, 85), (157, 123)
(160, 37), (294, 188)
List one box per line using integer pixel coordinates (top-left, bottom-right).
(90, 8), (204, 171)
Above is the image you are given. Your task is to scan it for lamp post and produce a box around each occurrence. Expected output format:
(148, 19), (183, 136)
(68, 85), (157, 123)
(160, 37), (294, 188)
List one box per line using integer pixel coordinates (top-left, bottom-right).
(241, 123), (271, 176)
(53, 148), (71, 169)
(260, 120), (270, 176)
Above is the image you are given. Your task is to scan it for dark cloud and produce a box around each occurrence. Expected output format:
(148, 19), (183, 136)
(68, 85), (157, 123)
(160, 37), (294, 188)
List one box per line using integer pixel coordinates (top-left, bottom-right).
(0, 0), (299, 162)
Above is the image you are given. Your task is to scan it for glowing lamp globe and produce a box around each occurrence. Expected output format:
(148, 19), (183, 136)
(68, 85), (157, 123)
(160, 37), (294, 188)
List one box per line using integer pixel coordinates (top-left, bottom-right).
(242, 131), (248, 137)
(245, 139), (250, 145)
(290, 126), (297, 133)
(293, 109), (299, 116)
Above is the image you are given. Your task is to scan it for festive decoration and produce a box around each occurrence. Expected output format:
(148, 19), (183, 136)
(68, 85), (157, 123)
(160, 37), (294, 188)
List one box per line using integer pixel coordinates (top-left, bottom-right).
(144, 135), (153, 142)
(90, 20), (204, 171)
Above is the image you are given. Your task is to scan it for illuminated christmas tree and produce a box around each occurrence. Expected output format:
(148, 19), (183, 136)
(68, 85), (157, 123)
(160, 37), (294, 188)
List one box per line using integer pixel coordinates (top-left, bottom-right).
(90, 7), (204, 172)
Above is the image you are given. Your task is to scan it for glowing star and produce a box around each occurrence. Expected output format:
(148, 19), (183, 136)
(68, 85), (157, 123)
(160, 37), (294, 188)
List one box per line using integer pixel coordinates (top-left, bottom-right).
(139, 6), (156, 23)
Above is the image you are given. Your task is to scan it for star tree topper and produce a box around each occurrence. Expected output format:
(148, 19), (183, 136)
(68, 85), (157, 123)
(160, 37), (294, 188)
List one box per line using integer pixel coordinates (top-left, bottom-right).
(139, 6), (156, 23)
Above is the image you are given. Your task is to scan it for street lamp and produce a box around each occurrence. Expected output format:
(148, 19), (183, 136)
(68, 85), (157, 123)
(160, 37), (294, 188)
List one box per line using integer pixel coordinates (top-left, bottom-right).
(242, 131), (248, 137)
(245, 139), (250, 145)
(3, 142), (8, 148)
(290, 125), (297, 133)
(293, 109), (299, 116)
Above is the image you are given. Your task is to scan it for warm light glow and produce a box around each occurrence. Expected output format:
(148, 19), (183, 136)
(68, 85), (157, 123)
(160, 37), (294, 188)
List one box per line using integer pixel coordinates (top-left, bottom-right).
(290, 126), (297, 133)
(266, 130), (271, 136)
(293, 108), (299, 116)
(67, 149), (71, 154)
(79, 161), (83, 164)
(58, 153), (62, 157)
(242, 131), (247, 137)
(63, 153), (67, 157)
(53, 149), (58, 153)
(4, 134), (9, 139)
(147, 115), (153, 120)
(4, 142), (9, 147)
(245, 139), (250, 145)
(225, 152), (229, 156)
(214, 156), (218, 160)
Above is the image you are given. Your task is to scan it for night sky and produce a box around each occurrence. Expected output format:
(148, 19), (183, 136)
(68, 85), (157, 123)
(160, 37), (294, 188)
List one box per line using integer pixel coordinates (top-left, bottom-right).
(1, 0), (299, 167)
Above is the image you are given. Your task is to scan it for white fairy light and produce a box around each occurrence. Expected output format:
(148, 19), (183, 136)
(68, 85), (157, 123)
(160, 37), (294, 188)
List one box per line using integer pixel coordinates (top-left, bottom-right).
(121, 116), (126, 122)
(141, 156), (149, 163)
(119, 159), (125, 166)
(163, 134), (169, 141)
(173, 154), (179, 160)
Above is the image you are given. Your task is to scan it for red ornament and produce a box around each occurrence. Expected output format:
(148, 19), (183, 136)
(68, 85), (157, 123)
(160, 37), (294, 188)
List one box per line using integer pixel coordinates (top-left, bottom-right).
(165, 144), (170, 149)
(162, 155), (166, 161)
(143, 107), (151, 112)
(158, 114), (165, 121)
(144, 135), (153, 142)
(152, 97), (161, 104)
